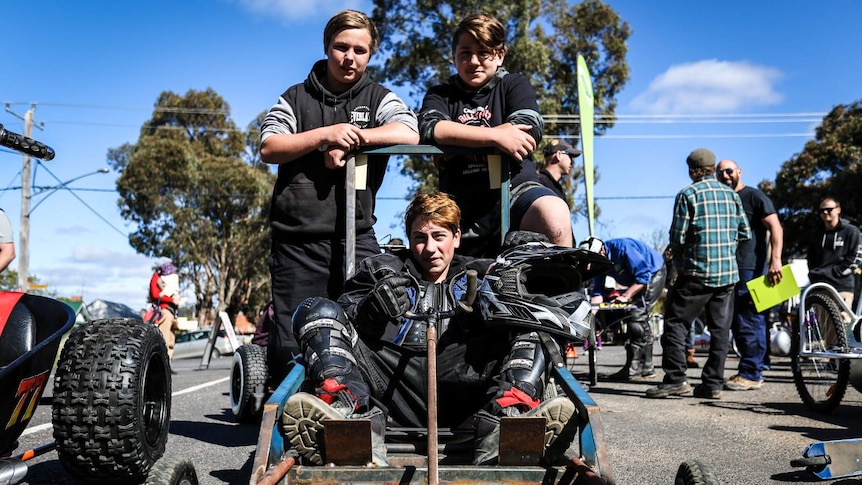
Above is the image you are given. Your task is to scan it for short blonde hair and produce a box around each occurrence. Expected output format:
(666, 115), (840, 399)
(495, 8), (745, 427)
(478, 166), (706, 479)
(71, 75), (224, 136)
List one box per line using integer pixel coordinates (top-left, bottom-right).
(324, 10), (380, 54)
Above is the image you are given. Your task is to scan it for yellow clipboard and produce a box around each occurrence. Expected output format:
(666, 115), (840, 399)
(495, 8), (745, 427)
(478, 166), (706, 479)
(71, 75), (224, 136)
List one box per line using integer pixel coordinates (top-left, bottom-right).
(745, 264), (800, 313)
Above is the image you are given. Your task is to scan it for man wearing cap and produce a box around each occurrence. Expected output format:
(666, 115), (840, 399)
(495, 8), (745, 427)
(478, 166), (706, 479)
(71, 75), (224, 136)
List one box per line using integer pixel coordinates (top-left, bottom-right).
(646, 148), (750, 400)
(538, 139), (581, 203)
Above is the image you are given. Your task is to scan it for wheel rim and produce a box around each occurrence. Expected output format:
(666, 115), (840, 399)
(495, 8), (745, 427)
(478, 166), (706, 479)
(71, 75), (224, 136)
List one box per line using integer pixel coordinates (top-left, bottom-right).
(230, 354), (244, 408)
(794, 293), (849, 411)
(143, 350), (170, 447)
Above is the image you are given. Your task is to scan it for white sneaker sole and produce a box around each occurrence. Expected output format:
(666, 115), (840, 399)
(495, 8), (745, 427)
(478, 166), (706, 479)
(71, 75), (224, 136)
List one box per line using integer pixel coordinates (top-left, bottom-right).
(526, 396), (576, 449)
(282, 393), (343, 465)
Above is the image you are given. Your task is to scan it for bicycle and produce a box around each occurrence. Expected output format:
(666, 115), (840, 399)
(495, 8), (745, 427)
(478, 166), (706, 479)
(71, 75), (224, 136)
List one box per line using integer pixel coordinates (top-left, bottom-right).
(791, 281), (862, 413)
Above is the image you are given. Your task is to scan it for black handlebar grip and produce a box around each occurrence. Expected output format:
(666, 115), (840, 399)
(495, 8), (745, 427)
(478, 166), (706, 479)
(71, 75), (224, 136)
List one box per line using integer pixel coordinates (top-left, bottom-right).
(0, 124), (56, 160)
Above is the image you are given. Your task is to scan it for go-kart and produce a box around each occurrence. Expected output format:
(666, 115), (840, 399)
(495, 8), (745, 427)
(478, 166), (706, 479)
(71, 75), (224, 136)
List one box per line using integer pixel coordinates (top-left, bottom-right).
(0, 125), (197, 485)
(229, 147), (718, 485)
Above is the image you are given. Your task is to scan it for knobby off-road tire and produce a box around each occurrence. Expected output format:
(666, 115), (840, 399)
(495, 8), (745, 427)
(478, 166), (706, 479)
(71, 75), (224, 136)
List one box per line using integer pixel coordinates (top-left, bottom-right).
(52, 318), (171, 483)
(791, 292), (850, 413)
(229, 343), (268, 422)
(144, 456), (198, 485)
(674, 460), (719, 485)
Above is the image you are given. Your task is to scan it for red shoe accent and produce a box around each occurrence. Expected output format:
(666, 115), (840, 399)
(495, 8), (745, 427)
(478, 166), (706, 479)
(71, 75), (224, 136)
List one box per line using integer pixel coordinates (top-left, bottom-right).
(316, 377), (358, 411)
(495, 387), (540, 412)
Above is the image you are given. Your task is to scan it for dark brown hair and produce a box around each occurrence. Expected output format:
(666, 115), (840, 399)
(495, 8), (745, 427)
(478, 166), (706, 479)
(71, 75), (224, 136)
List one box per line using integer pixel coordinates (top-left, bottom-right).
(451, 13), (506, 54)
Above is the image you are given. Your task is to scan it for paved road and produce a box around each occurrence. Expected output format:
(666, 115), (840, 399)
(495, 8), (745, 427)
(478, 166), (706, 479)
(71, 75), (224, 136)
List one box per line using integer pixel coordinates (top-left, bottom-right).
(14, 344), (862, 484)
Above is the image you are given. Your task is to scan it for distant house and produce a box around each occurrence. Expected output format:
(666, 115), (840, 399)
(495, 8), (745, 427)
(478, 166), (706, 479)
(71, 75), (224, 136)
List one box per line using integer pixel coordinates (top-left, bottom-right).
(85, 299), (141, 320)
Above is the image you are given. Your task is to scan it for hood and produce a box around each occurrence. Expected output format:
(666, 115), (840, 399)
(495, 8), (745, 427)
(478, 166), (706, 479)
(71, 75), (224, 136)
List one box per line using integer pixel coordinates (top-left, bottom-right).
(305, 59), (373, 106)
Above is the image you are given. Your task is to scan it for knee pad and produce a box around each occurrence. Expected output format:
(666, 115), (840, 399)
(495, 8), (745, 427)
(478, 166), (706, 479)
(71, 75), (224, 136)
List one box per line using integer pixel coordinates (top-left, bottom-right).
(627, 320), (646, 340)
(292, 297), (358, 381)
(500, 332), (547, 400)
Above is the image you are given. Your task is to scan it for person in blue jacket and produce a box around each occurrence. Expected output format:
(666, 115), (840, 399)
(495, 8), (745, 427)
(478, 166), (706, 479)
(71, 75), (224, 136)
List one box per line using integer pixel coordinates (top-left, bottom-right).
(585, 237), (667, 381)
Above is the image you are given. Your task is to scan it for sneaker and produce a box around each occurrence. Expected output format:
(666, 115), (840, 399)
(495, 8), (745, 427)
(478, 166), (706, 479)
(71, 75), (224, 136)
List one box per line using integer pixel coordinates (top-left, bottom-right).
(645, 381), (692, 398)
(282, 392), (345, 465)
(692, 384), (722, 400)
(724, 374), (764, 391)
(524, 396), (576, 451)
(631, 370), (658, 381)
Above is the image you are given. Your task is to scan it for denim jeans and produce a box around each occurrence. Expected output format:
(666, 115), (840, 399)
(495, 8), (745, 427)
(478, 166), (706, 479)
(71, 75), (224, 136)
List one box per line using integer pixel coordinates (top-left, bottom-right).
(732, 268), (767, 381)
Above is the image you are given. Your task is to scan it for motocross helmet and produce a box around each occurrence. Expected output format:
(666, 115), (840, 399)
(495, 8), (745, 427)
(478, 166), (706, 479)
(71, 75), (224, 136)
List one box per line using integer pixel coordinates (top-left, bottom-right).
(478, 242), (613, 340)
(578, 237), (606, 255)
(769, 323), (791, 357)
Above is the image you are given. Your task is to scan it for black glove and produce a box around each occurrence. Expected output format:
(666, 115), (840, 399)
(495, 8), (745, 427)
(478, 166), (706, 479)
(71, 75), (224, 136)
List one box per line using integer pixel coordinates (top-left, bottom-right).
(365, 275), (413, 324)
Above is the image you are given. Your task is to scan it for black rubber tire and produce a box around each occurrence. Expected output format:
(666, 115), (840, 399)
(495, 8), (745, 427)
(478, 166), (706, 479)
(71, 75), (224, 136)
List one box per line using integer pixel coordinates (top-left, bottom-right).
(791, 292), (850, 413)
(52, 318), (171, 483)
(674, 460), (719, 485)
(144, 456), (198, 485)
(229, 344), (268, 422)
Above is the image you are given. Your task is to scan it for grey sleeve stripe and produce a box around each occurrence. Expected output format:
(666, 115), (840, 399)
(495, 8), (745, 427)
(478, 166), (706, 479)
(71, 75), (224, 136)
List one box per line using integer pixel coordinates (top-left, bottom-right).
(260, 96), (298, 142)
(507, 108), (544, 130)
(377, 92), (419, 133)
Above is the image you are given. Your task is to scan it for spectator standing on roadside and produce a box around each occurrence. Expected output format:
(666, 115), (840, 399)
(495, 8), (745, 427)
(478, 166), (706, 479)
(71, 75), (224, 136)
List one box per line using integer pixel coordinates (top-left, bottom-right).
(149, 261), (181, 365)
(716, 159), (784, 391)
(259, 9), (420, 385)
(807, 196), (862, 308)
(538, 139), (581, 203)
(646, 148), (750, 400)
(0, 209), (15, 274)
(417, 13), (573, 257)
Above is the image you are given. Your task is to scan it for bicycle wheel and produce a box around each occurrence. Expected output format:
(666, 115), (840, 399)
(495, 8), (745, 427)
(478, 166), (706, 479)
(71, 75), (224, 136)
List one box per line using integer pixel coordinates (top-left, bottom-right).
(791, 292), (850, 413)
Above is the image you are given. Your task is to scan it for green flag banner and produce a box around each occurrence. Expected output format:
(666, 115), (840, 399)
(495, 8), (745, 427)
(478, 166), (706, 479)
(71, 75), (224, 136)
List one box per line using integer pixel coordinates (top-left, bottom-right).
(576, 54), (596, 237)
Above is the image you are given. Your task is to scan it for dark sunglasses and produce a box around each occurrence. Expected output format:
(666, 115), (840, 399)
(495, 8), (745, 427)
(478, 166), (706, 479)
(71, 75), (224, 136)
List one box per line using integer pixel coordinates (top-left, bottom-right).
(820, 207), (838, 214)
(717, 168), (735, 176)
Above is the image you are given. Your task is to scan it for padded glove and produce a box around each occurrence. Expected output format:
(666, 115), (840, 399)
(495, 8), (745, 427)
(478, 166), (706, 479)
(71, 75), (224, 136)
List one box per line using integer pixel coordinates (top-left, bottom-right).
(365, 275), (413, 324)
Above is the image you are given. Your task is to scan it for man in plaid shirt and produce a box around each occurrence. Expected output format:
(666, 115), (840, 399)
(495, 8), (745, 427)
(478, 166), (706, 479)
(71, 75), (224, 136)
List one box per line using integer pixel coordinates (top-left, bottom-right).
(646, 148), (751, 400)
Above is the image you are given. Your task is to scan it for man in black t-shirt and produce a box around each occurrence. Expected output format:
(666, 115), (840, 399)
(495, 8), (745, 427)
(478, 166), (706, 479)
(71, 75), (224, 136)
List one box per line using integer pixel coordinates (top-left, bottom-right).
(716, 159), (784, 391)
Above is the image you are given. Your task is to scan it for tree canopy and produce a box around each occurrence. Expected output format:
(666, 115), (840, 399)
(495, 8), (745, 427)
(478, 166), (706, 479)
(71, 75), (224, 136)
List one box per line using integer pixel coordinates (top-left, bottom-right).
(762, 100), (862, 258)
(108, 89), (274, 322)
(370, 0), (631, 217)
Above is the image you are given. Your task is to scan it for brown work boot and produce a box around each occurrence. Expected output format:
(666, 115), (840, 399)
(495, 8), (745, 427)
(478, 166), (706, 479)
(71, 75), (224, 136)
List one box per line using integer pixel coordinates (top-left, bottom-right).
(686, 348), (699, 368)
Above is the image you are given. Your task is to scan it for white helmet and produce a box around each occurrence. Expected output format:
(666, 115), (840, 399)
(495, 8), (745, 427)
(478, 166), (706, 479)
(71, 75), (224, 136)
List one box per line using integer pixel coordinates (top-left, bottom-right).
(770, 324), (792, 357)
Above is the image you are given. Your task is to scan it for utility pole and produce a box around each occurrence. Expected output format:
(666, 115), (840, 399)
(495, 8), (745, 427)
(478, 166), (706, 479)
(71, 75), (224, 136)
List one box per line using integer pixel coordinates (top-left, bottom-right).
(5, 103), (44, 292)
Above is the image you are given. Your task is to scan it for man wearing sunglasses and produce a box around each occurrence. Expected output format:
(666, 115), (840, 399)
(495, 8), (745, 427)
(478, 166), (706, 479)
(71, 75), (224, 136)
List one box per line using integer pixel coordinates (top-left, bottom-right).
(807, 196), (862, 308)
(716, 160), (783, 391)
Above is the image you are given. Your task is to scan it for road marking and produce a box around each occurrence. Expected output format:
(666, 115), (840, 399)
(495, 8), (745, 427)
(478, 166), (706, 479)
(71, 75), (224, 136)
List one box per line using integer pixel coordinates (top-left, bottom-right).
(21, 376), (231, 437)
(173, 376), (230, 396)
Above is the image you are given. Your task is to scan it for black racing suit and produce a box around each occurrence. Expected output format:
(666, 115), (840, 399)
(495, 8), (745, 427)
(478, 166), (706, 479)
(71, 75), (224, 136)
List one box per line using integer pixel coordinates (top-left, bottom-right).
(293, 250), (554, 428)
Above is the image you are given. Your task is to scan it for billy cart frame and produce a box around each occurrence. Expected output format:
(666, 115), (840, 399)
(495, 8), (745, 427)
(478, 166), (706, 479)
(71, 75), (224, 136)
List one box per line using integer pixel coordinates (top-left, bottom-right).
(233, 145), (717, 485)
(789, 281), (862, 480)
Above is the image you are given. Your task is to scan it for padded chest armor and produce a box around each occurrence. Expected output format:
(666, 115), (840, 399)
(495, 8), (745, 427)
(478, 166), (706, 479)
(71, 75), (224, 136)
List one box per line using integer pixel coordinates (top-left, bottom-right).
(399, 282), (454, 350)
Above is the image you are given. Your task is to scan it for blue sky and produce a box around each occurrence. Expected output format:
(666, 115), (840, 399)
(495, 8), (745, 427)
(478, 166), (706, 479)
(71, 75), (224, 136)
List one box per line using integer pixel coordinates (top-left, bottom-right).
(1, 0), (860, 310)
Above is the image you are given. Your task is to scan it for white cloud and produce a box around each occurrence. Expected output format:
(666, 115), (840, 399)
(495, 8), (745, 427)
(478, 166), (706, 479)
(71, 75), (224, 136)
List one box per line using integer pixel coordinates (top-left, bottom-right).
(233, 0), (371, 22)
(630, 60), (783, 114)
